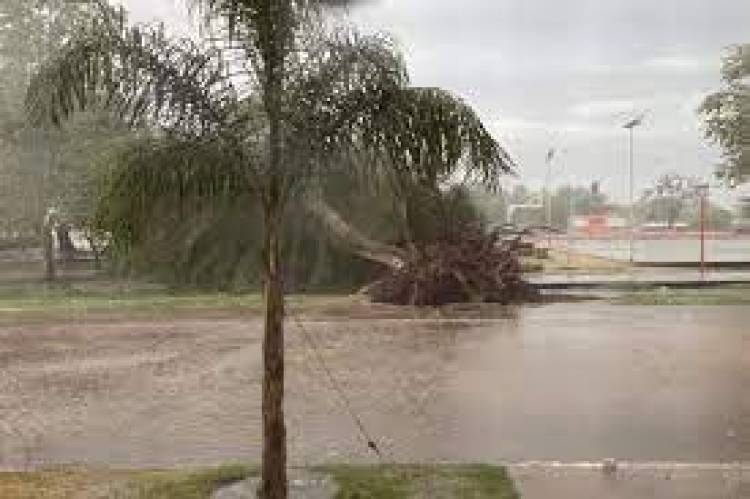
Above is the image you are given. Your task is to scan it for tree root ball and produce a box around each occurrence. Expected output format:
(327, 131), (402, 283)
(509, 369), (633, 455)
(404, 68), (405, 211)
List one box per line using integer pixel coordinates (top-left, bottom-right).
(365, 228), (539, 306)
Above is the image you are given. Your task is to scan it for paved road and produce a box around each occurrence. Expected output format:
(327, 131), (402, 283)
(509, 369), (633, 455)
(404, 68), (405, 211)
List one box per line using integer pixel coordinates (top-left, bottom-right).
(530, 267), (750, 288)
(1, 302), (748, 498)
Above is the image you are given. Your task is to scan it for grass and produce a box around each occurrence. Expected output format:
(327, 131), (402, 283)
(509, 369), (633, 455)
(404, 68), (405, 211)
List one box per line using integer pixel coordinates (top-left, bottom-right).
(320, 464), (519, 499)
(0, 464), (256, 499)
(613, 285), (750, 305)
(0, 288), (263, 311)
(0, 464), (518, 499)
(0, 279), (531, 323)
(0, 470), (90, 499)
(0, 287), (263, 322)
(107, 464), (257, 499)
(0, 280), (360, 322)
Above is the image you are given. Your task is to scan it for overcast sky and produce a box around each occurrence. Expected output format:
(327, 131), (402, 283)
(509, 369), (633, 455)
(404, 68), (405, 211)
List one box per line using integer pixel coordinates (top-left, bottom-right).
(121, 0), (750, 202)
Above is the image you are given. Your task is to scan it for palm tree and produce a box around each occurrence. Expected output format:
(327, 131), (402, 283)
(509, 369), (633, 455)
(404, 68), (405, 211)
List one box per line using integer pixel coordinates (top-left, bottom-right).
(25, 1), (513, 496)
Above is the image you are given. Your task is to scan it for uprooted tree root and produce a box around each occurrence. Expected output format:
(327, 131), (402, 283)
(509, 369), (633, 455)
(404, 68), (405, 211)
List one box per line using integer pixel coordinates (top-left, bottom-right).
(364, 228), (539, 306)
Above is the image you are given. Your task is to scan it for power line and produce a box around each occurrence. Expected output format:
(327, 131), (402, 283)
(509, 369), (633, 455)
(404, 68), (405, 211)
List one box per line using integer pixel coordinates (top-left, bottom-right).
(289, 311), (384, 461)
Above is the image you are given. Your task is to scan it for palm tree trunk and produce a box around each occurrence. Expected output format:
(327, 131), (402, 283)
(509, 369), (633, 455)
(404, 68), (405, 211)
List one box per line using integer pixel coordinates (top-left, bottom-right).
(42, 213), (56, 281)
(261, 204), (287, 499)
(43, 229), (56, 281)
(306, 197), (405, 268)
(261, 19), (288, 488)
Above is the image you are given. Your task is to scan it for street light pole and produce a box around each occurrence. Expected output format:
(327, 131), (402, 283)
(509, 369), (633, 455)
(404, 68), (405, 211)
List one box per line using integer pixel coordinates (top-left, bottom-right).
(623, 116), (643, 264)
(545, 147), (555, 248)
(696, 183), (709, 279)
(700, 192), (706, 276)
(628, 127), (634, 263)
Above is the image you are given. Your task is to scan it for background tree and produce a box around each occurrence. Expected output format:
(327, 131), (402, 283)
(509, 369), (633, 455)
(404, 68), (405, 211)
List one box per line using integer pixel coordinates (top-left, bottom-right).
(548, 184), (607, 229)
(26, 1), (512, 496)
(636, 173), (734, 230)
(474, 183), (610, 229)
(700, 43), (750, 183)
(471, 188), (507, 225)
(0, 0), (129, 278)
(94, 148), (487, 291)
(485, 184), (540, 226)
(50, 111), (136, 266)
(637, 173), (700, 228)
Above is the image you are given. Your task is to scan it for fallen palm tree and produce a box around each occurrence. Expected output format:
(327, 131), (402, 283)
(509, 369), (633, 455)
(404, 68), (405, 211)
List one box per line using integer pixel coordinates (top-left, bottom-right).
(364, 227), (537, 306)
(309, 196), (537, 306)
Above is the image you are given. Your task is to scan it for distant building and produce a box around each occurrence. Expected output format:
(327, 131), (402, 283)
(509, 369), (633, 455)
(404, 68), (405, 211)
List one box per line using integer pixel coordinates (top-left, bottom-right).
(571, 214), (627, 236)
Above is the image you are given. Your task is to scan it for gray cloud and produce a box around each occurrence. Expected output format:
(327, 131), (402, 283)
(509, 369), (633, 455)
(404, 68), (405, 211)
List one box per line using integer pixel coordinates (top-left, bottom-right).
(350, 0), (750, 200)
(123, 0), (750, 201)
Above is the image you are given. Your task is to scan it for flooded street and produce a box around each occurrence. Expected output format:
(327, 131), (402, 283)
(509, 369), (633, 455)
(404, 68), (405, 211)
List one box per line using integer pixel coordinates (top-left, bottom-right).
(1, 302), (749, 470)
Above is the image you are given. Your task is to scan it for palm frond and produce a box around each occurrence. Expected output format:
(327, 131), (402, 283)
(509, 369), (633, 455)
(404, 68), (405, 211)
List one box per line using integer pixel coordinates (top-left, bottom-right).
(105, 136), (249, 202)
(285, 28), (408, 158)
(189, 0), (309, 71)
(26, 7), (237, 135)
(360, 87), (514, 191)
(190, 0), (327, 39)
(280, 29), (512, 191)
(97, 134), (251, 248)
(188, 1), (358, 97)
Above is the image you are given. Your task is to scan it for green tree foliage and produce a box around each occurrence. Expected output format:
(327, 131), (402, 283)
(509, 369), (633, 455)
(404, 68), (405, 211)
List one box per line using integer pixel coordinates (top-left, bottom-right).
(473, 183), (609, 229)
(471, 189), (507, 225)
(97, 138), (484, 289)
(98, 142), (377, 289)
(637, 173), (700, 227)
(0, 0), (129, 250)
(0, 1), (94, 124)
(548, 185), (607, 229)
(636, 173), (733, 230)
(700, 44), (750, 183)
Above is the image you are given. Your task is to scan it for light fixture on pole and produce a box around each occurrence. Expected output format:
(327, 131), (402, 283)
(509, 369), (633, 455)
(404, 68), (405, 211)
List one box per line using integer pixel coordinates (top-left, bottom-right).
(623, 115), (644, 263)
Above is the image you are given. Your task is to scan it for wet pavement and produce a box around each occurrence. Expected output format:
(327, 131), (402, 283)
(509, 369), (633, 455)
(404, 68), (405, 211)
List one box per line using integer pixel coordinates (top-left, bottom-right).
(0, 302), (748, 476)
(530, 267), (750, 288)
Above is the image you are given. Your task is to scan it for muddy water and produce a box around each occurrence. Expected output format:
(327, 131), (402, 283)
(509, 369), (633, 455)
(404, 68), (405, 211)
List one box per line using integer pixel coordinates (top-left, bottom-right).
(0, 303), (748, 470)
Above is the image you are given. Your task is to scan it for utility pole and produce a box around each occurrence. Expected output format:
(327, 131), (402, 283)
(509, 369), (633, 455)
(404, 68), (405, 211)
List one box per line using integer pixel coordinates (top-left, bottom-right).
(697, 183), (709, 278)
(545, 147), (555, 248)
(623, 116), (644, 264)
(700, 192), (706, 276)
(566, 181), (575, 267)
(43, 208), (56, 281)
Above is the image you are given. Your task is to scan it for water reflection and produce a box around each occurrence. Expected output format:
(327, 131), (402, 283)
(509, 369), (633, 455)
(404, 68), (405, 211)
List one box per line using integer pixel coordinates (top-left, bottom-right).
(0, 303), (748, 470)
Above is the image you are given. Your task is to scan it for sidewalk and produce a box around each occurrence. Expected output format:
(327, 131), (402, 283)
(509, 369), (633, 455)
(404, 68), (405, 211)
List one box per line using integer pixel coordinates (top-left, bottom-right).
(529, 268), (750, 289)
(510, 462), (749, 499)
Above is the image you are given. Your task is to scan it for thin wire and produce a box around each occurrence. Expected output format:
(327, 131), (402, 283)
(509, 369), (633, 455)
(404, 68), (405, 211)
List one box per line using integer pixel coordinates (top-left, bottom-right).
(289, 311), (385, 461)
